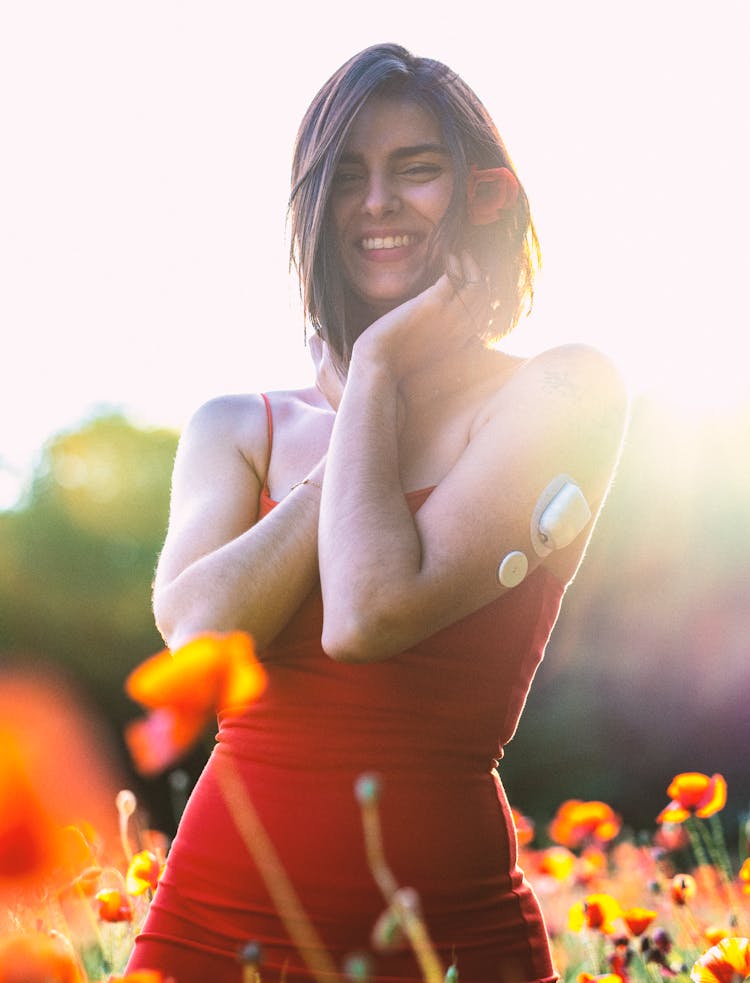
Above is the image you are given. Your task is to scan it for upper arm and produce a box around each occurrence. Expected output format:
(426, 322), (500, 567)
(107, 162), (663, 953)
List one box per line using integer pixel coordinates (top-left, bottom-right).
(351, 345), (628, 657)
(153, 394), (268, 599)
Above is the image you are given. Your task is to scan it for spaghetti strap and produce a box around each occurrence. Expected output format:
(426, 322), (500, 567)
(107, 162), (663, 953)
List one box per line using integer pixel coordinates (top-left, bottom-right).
(260, 393), (273, 498)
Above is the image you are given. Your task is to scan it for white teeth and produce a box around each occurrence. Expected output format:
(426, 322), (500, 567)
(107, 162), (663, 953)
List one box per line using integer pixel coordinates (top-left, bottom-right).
(362, 234), (412, 250)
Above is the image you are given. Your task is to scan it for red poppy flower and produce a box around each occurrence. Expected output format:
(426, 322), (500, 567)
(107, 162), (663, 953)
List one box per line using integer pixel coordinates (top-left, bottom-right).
(125, 631), (267, 775)
(577, 846), (608, 885)
(126, 849), (162, 895)
(96, 887), (133, 922)
(690, 937), (750, 983)
(622, 907), (657, 937)
(705, 927), (732, 947)
(549, 799), (622, 848)
(569, 893), (622, 934)
(0, 931), (85, 983)
(0, 673), (118, 902)
(537, 845), (576, 881)
(671, 873), (698, 905)
(657, 773), (727, 824)
(466, 165), (519, 225)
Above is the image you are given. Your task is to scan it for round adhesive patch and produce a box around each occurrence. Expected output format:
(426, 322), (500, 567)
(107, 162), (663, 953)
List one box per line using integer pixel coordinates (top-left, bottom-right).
(497, 550), (529, 588)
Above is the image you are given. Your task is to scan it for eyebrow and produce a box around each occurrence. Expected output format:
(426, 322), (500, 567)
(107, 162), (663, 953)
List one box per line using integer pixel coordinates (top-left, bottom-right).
(338, 143), (449, 164)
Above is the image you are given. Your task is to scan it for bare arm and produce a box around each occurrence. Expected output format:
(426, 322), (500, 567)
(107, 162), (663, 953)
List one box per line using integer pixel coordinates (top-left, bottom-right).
(318, 277), (628, 662)
(153, 393), (326, 653)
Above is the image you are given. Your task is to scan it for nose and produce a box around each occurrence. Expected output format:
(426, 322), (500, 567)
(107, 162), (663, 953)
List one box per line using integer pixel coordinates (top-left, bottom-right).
(362, 172), (400, 219)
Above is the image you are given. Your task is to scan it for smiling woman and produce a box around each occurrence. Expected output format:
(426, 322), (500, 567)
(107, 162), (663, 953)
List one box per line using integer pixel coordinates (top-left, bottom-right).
(125, 42), (628, 983)
(327, 98), (455, 316)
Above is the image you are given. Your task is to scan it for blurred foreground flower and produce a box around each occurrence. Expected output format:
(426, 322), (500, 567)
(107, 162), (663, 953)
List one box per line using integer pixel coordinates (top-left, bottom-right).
(691, 937), (750, 983)
(0, 931), (85, 983)
(657, 773), (727, 824)
(125, 632), (266, 775)
(126, 850), (162, 895)
(0, 669), (119, 902)
(549, 799), (621, 848)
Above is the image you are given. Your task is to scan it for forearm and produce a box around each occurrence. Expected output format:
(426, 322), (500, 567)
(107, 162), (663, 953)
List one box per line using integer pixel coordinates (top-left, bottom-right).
(155, 476), (323, 653)
(318, 353), (423, 661)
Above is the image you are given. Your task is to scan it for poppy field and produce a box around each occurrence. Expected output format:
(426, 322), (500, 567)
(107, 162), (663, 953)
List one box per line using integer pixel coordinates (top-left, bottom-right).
(1, 633), (748, 983)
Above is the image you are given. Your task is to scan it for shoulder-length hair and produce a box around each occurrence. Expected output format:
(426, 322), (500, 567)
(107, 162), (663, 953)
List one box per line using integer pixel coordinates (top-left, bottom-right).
(289, 43), (540, 372)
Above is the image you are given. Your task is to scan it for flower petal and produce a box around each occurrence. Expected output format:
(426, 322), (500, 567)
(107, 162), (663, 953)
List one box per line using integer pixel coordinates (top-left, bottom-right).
(691, 937), (750, 983)
(124, 708), (206, 777)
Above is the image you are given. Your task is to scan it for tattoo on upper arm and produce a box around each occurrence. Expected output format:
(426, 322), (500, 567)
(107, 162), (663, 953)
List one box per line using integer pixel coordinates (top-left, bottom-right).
(543, 369), (584, 404)
(543, 368), (626, 438)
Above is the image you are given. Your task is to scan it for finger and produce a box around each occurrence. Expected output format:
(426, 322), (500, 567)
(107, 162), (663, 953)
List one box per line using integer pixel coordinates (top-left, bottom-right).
(459, 250), (485, 288)
(445, 252), (465, 290)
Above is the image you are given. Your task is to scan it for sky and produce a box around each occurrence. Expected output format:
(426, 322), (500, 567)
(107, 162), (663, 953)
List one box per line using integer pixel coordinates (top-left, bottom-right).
(2, 1), (749, 508)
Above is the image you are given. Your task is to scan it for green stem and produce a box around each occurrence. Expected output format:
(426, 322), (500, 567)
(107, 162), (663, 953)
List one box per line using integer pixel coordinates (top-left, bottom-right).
(684, 816), (710, 870)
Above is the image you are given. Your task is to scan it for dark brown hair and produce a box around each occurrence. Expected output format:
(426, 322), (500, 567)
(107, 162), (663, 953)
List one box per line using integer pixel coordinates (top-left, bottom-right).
(289, 43), (540, 371)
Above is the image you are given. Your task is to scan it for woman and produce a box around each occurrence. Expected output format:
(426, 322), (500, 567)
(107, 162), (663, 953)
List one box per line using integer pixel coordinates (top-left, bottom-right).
(127, 43), (627, 983)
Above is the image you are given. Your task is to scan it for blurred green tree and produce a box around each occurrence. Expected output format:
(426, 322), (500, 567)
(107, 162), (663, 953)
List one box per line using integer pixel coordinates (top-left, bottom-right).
(0, 411), (177, 722)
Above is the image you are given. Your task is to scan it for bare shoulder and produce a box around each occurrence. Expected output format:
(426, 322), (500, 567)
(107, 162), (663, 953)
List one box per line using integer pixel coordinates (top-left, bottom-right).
(527, 343), (627, 399)
(484, 343), (629, 435)
(182, 386), (322, 478)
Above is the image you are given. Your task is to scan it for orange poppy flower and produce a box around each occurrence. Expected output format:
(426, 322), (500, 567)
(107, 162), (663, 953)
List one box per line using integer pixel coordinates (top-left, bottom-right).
(622, 907), (657, 937)
(704, 927), (732, 946)
(109, 973), (176, 983)
(511, 808), (535, 847)
(126, 849), (162, 895)
(0, 672), (118, 902)
(690, 937), (750, 983)
(578, 976), (623, 983)
(96, 887), (133, 922)
(124, 632), (266, 775)
(657, 773), (727, 824)
(671, 873), (698, 905)
(549, 799), (622, 848)
(738, 858), (750, 895)
(0, 931), (85, 983)
(577, 846), (608, 885)
(538, 846), (576, 881)
(569, 893), (622, 934)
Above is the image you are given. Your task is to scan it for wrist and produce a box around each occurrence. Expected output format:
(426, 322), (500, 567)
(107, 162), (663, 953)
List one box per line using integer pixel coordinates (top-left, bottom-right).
(349, 338), (398, 388)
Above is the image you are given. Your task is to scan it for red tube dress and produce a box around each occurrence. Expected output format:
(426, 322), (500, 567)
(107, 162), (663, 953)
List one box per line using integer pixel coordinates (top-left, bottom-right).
(127, 402), (565, 983)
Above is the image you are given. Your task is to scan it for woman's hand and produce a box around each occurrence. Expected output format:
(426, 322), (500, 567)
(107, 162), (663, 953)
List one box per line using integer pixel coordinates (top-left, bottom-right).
(352, 251), (489, 383)
(309, 332), (346, 411)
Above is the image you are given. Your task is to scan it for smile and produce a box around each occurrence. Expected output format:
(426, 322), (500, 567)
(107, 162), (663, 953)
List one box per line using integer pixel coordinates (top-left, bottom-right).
(361, 234), (414, 251)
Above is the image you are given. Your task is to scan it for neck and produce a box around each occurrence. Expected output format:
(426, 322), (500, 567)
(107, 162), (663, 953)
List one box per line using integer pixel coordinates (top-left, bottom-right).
(398, 336), (499, 406)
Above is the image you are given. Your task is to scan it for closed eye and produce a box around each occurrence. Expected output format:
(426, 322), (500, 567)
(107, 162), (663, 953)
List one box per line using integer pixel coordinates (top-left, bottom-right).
(332, 170), (365, 187)
(401, 164), (443, 179)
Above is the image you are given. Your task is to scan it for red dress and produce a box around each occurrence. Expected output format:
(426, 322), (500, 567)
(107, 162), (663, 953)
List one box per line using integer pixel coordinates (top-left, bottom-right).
(127, 401), (565, 983)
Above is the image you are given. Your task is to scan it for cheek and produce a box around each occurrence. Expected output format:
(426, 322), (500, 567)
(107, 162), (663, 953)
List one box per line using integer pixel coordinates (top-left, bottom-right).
(414, 181), (454, 224)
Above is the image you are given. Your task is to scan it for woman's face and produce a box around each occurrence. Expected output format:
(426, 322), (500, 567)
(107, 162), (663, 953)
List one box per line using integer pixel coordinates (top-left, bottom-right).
(328, 95), (455, 318)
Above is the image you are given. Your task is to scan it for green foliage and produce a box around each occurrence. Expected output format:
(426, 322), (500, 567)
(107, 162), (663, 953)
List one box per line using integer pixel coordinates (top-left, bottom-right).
(0, 411), (178, 725)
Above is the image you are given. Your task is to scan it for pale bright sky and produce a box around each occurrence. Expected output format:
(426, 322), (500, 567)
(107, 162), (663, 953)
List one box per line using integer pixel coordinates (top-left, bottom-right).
(2, 1), (748, 508)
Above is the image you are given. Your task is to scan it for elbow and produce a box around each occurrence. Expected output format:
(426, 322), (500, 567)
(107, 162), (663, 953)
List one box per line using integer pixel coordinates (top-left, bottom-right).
(321, 609), (395, 664)
(153, 588), (218, 653)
